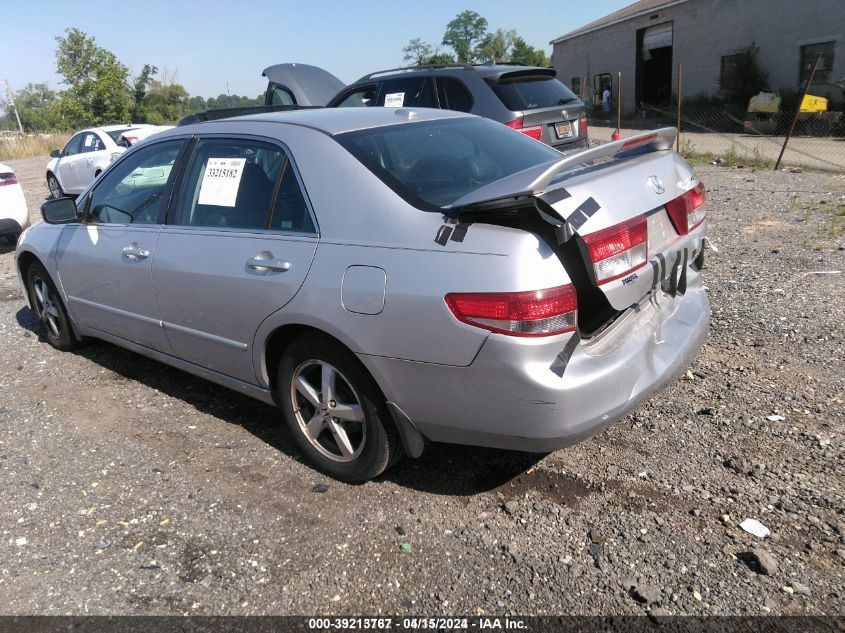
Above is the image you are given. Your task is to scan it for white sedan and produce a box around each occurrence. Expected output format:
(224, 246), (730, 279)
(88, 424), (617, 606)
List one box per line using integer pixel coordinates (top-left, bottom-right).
(46, 124), (169, 198)
(0, 162), (29, 245)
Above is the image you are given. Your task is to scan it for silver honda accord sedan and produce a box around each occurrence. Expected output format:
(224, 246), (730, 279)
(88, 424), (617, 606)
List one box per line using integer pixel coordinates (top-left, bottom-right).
(16, 107), (709, 482)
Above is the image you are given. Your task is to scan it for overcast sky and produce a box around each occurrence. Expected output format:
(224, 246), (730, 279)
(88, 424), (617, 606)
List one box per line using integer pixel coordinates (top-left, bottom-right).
(1, 0), (631, 98)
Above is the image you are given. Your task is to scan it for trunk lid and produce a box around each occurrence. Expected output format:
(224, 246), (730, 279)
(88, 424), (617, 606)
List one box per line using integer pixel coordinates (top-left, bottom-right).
(446, 128), (705, 332)
(262, 63), (345, 106)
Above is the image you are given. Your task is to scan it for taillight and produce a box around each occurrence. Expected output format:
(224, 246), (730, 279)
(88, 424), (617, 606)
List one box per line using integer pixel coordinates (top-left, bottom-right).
(582, 216), (648, 285)
(665, 182), (706, 234)
(124, 136), (139, 144)
(504, 118), (543, 141)
(580, 118), (588, 138)
(445, 285), (577, 337)
(0, 172), (18, 187)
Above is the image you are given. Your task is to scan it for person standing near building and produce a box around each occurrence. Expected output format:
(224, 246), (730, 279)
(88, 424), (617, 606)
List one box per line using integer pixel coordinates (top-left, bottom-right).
(602, 86), (611, 118)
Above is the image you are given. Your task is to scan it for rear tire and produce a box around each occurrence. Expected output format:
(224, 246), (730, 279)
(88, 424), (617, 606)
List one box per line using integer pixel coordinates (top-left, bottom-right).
(278, 334), (402, 482)
(3, 232), (19, 245)
(47, 173), (63, 199)
(26, 262), (78, 351)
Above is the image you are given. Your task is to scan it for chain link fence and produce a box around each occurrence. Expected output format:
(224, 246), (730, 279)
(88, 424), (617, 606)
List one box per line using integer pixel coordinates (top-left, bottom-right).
(585, 78), (845, 173)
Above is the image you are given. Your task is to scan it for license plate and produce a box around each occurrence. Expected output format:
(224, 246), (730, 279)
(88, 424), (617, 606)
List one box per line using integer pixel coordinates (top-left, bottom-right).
(554, 121), (572, 138)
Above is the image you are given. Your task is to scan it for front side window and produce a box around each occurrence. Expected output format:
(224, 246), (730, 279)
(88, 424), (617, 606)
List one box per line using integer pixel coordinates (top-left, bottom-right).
(800, 41), (835, 85)
(334, 85), (379, 107)
(87, 139), (186, 225)
(62, 134), (85, 156)
(378, 78), (437, 108)
(336, 117), (561, 208)
(174, 138), (284, 230)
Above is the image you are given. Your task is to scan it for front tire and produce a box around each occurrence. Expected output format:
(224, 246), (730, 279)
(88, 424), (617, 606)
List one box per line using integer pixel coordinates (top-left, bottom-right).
(278, 334), (402, 482)
(47, 173), (63, 199)
(26, 262), (78, 351)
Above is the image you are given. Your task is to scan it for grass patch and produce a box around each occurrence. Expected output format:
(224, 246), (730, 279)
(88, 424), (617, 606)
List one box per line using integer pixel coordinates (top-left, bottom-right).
(0, 133), (70, 161)
(820, 203), (845, 239)
(679, 139), (773, 169)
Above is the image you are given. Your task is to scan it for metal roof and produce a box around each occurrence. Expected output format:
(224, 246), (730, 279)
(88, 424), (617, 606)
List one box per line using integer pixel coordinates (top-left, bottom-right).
(550, 0), (688, 45)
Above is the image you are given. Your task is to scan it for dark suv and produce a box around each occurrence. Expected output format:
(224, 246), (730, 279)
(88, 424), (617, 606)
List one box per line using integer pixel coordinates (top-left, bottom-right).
(325, 64), (588, 152)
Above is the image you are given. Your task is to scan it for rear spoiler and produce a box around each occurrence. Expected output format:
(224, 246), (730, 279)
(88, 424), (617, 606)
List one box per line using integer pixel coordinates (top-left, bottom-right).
(446, 127), (677, 212)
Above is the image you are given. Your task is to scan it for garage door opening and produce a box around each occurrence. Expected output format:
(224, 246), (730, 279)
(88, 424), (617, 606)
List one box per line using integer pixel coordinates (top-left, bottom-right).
(636, 22), (673, 105)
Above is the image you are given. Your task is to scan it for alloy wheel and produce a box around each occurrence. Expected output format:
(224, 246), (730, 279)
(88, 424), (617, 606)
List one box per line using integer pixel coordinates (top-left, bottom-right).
(290, 360), (366, 462)
(32, 276), (61, 338)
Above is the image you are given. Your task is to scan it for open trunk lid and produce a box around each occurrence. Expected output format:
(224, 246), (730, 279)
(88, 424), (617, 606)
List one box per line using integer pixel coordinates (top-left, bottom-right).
(445, 128), (706, 333)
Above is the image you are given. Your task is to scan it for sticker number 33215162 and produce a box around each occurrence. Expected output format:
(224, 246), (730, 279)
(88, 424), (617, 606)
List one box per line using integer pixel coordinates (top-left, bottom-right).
(384, 92), (405, 107)
(198, 157), (246, 207)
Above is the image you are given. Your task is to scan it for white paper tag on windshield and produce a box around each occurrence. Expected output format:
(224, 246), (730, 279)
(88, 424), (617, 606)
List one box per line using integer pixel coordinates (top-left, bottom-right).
(384, 92), (405, 107)
(198, 158), (246, 207)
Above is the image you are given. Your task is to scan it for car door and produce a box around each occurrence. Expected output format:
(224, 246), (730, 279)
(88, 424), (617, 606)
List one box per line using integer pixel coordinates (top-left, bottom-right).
(57, 133), (84, 192)
(153, 135), (318, 383)
(73, 131), (106, 190)
(55, 138), (188, 351)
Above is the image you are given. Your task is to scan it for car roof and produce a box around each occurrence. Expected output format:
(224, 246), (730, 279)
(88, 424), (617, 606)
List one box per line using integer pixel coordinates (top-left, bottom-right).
(174, 106), (474, 136)
(353, 63), (554, 83)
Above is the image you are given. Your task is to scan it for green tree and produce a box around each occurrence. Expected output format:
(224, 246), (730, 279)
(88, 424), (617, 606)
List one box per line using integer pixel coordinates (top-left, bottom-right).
(476, 28), (516, 63)
(133, 64), (158, 105)
(442, 10), (488, 63)
(134, 81), (190, 124)
(1, 83), (62, 131)
(510, 37), (550, 67)
(54, 28), (131, 126)
(402, 37), (455, 66)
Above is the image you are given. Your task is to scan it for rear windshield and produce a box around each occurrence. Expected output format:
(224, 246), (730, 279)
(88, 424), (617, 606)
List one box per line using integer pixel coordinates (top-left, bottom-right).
(335, 117), (561, 208)
(489, 75), (578, 111)
(106, 128), (137, 142)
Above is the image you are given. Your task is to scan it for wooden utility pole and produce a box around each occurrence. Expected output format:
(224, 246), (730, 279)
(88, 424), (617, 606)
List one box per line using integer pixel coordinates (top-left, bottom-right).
(775, 52), (821, 170)
(3, 80), (24, 135)
(676, 63), (683, 152)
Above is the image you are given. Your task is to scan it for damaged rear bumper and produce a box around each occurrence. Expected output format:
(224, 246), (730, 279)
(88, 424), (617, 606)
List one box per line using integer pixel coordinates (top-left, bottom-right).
(360, 270), (709, 453)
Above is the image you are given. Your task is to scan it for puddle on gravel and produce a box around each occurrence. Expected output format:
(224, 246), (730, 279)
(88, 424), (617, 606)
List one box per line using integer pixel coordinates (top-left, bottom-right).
(493, 469), (596, 509)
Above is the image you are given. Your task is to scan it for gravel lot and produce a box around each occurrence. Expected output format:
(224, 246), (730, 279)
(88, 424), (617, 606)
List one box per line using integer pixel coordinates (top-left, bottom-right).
(1, 156), (843, 616)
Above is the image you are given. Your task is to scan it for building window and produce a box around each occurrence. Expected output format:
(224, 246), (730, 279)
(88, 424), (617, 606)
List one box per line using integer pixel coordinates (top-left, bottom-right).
(719, 54), (742, 91)
(571, 77), (581, 98)
(800, 41), (835, 85)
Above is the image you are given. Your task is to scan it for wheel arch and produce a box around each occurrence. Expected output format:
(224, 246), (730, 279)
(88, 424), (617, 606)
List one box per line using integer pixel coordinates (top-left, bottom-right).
(262, 322), (425, 459)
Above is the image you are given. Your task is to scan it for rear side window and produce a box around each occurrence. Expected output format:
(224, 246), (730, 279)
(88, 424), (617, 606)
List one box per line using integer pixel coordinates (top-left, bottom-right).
(436, 77), (473, 112)
(269, 162), (316, 233)
(80, 132), (104, 153)
(174, 138), (284, 230)
(336, 118), (561, 208)
(378, 78), (437, 108)
(488, 74), (578, 110)
(271, 86), (296, 106)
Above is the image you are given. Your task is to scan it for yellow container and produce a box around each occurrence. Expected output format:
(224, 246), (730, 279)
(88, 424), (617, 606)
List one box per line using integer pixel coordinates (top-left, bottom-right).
(800, 94), (828, 113)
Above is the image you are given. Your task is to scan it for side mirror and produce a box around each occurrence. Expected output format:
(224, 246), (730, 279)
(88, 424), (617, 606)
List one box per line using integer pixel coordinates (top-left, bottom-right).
(50, 149), (62, 158)
(41, 197), (79, 224)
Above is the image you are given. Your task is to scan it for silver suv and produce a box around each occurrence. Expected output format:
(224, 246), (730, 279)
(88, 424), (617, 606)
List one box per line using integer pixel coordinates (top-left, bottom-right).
(326, 64), (589, 152)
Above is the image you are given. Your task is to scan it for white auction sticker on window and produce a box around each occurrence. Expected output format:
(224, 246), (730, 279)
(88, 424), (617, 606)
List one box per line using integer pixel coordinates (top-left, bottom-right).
(197, 158), (246, 207)
(384, 92), (405, 107)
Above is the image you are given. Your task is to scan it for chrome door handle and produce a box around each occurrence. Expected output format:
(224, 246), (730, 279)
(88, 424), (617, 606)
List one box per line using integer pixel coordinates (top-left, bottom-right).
(122, 244), (150, 261)
(246, 257), (291, 273)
